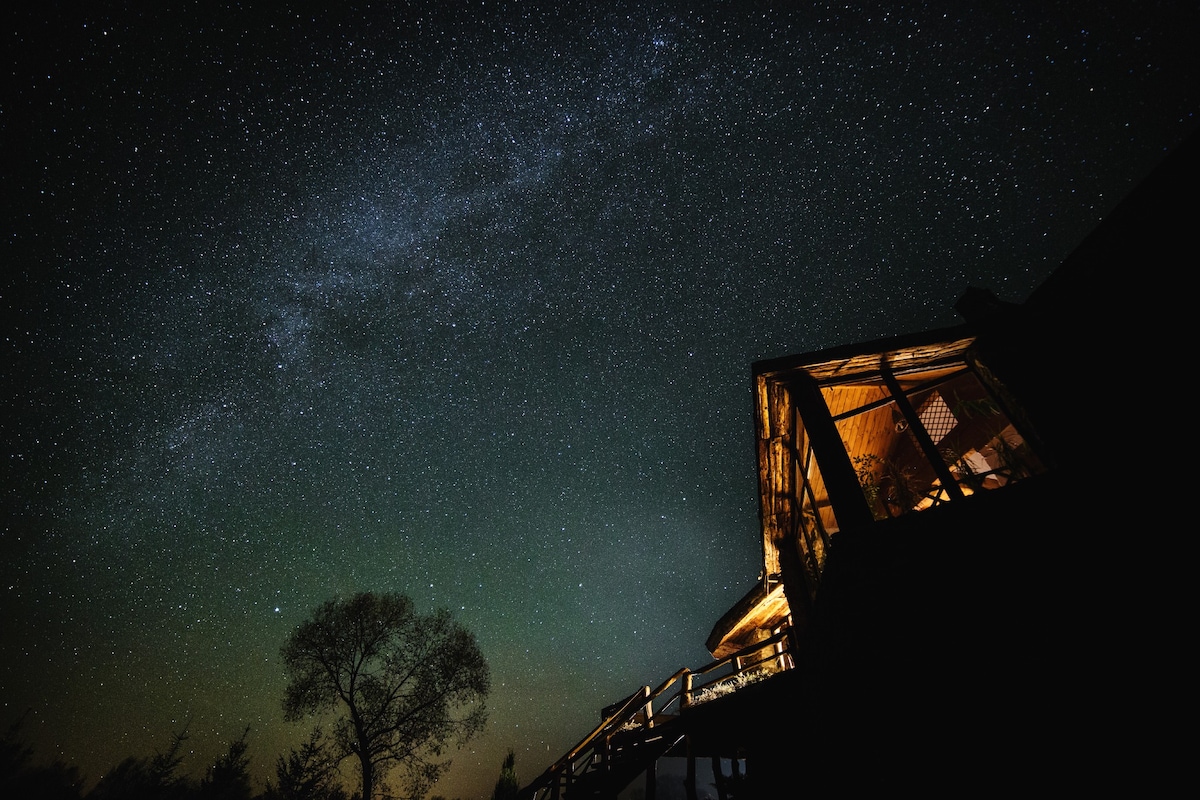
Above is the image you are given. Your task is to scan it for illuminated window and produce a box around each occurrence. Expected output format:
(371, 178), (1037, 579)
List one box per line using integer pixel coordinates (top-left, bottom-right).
(757, 337), (1048, 599)
(823, 356), (1045, 520)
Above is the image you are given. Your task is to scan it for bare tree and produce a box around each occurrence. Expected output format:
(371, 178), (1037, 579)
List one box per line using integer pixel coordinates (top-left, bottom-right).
(281, 592), (489, 800)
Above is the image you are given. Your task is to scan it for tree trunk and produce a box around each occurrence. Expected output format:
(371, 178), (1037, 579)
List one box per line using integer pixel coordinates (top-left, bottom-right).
(359, 751), (374, 800)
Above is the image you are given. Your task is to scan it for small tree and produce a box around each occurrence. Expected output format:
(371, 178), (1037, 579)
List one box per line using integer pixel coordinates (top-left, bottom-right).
(198, 727), (252, 800)
(491, 750), (518, 800)
(87, 727), (192, 799)
(281, 592), (490, 800)
(1, 716), (83, 800)
(266, 726), (346, 800)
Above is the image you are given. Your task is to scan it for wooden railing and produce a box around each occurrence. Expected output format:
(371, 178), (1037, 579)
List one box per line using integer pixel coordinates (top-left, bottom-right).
(518, 628), (795, 800)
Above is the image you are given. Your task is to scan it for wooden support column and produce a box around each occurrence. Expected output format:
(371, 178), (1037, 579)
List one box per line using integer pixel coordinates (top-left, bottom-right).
(787, 373), (876, 530)
(879, 356), (965, 501)
(712, 756), (728, 800)
(685, 737), (698, 800)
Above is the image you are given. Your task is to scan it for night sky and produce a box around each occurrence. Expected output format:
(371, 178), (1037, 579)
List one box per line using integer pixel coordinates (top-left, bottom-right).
(3, 2), (1195, 797)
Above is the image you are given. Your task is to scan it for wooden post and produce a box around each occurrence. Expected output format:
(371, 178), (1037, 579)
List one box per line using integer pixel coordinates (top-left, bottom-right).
(879, 356), (965, 501)
(685, 737), (698, 800)
(787, 372), (877, 530)
(712, 756), (728, 800)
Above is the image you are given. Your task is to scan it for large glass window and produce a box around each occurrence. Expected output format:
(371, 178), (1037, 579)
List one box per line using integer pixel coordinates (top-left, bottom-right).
(757, 340), (1046, 603)
(791, 415), (836, 590)
(824, 362), (1044, 521)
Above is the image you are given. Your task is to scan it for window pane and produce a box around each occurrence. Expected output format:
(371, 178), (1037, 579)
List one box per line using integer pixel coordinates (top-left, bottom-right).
(793, 414), (837, 591)
(910, 371), (1045, 500)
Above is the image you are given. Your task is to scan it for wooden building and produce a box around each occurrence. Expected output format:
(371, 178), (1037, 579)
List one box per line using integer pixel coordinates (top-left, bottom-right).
(519, 131), (1195, 798)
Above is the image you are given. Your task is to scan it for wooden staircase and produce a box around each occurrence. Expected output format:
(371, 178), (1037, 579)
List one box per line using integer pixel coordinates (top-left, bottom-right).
(518, 629), (795, 800)
(556, 720), (686, 798)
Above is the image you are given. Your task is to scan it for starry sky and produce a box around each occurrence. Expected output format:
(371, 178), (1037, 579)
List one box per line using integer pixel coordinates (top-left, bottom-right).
(2, 2), (1196, 797)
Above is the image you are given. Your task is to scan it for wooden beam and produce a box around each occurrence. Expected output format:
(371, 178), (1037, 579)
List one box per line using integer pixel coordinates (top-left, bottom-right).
(787, 372), (876, 530)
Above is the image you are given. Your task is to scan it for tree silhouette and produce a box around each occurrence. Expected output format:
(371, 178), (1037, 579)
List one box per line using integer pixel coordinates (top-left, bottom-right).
(198, 727), (253, 800)
(86, 727), (192, 799)
(490, 749), (518, 800)
(263, 726), (347, 800)
(1, 715), (83, 800)
(280, 592), (489, 800)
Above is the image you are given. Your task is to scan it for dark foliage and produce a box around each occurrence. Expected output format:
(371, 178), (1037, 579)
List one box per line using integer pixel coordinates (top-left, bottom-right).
(86, 728), (192, 800)
(198, 727), (253, 800)
(260, 727), (348, 800)
(1, 715), (84, 800)
(490, 750), (518, 800)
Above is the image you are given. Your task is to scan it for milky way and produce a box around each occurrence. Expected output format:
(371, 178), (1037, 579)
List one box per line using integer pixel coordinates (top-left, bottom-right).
(3, 2), (1196, 797)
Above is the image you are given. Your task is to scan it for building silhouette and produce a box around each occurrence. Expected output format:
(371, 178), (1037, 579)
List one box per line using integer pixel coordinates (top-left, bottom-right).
(519, 130), (1195, 798)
